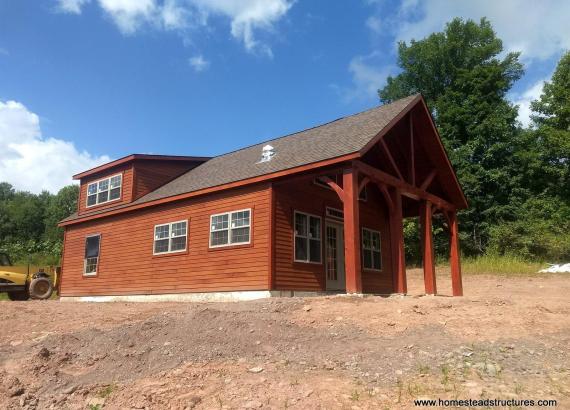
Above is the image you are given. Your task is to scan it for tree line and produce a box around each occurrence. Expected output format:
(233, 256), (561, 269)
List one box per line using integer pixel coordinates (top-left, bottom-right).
(0, 18), (568, 266)
(0, 183), (78, 265)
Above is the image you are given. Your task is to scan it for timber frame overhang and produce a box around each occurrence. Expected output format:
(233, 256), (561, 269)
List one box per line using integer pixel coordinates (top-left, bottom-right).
(59, 95), (466, 227)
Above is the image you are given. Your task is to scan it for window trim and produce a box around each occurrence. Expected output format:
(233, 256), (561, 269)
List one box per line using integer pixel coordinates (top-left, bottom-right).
(361, 227), (382, 272)
(152, 219), (189, 255)
(313, 174), (339, 190)
(293, 210), (323, 264)
(83, 233), (101, 277)
(325, 206), (344, 221)
(209, 208), (252, 249)
(86, 173), (123, 208)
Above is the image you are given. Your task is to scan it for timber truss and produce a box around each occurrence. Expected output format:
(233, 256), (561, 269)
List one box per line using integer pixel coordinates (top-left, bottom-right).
(317, 106), (464, 297)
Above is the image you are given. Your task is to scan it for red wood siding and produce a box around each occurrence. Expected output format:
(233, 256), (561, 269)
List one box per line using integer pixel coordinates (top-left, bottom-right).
(61, 184), (271, 296)
(273, 174), (393, 293)
(77, 164), (134, 215)
(133, 160), (200, 200)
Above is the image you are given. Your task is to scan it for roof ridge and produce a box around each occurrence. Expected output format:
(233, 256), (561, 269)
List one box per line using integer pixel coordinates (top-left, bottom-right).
(204, 93), (421, 161)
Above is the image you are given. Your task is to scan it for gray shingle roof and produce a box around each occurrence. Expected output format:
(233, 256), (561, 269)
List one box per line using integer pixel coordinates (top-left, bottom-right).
(62, 94), (419, 223)
(134, 94), (419, 204)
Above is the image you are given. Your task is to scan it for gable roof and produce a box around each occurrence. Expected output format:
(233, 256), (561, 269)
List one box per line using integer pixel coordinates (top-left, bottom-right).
(61, 94), (465, 225)
(133, 94), (420, 204)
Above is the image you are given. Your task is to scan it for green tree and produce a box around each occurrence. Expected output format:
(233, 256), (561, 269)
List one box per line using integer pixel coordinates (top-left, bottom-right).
(528, 51), (570, 201)
(43, 185), (79, 243)
(0, 183), (78, 264)
(379, 17), (524, 255)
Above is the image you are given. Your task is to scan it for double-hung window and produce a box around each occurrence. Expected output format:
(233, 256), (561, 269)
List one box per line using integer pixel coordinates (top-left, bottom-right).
(294, 211), (322, 263)
(87, 174), (122, 207)
(153, 220), (188, 254)
(84, 234), (101, 276)
(362, 228), (381, 270)
(209, 209), (251, 247)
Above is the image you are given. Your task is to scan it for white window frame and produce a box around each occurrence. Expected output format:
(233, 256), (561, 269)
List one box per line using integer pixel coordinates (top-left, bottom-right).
(294, 211), (322, 264)
(361, 227), (382, 271)
(83, 234), (101, 277)
(325, 206), (344, 221)
(153, 220), (188, 255)
(209, 208), (252, 248)
(86, 173), (122, 208)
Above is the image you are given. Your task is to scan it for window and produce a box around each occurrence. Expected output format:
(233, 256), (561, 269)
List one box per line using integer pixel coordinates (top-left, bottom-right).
(84, 234), (101, 276)
(362, 228), (381, 270)
(209, 209), (251, 247)
(154, 220), (188, 254)
(325, 207), (344, 221)
(87, 174), (122, 207)
(294, 211), (322, 263)
(314, 174), (339, 190)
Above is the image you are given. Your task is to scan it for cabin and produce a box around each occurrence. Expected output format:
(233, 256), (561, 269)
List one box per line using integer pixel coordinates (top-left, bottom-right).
(58, 94), (467, 301)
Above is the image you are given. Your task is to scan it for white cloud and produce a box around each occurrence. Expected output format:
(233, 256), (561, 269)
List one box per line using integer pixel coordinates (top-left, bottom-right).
(191, 0), (293, 56)
(188, 54), (209, 72)
(57, 0), (90, 14)
(0, 100), (110, 193)
(382, 0), (570, 62)
(339, 53), (395, 103)
(98, 0), (158, 34)
(510, 79), (546, 128)
(57, 0), (294, 55)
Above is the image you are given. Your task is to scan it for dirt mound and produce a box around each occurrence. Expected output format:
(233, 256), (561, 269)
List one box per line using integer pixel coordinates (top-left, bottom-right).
(1, 270), (569, 409)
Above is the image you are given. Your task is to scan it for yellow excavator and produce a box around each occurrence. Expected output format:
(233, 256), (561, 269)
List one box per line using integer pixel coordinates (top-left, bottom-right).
(0, 253), (59, 301)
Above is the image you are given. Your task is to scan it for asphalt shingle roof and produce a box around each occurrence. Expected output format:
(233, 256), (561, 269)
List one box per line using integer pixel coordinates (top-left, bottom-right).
(62, 94), (419, 223)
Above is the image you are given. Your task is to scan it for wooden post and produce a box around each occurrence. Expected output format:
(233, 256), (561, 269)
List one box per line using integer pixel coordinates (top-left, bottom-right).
(420, 200), (437, 295)
(390, 188), (407, 294)
(343, 168), (362, 294)
(449, 211), (463, 296)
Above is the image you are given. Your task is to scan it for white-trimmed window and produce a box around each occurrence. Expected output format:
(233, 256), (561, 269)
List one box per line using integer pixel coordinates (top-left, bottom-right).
(209, 209), (251, 247)
(84, 234), (101, 276)
(86, 174), (122, 207)
(294, 211), (322, 263)
(154, 220), (188, 254)
(362, 228), (381, 270)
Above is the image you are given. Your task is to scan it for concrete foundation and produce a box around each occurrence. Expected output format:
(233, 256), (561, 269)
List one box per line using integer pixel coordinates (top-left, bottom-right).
(59, 290), (337, 303)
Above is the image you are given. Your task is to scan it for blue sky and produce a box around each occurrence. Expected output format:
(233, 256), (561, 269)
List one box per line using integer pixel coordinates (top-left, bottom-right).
(0, 0), (568, 193)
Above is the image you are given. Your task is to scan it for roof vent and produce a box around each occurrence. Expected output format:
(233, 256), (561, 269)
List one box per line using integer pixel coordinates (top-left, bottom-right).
(259, 144), (275, 163)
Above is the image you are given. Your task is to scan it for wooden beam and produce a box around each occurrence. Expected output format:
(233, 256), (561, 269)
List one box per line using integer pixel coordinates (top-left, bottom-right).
(449, 211), (463, 296)
(420, 170), (437, 191)
(390, 188), (406, 294)
(420, 200), (437, 295)
(342, 168), (362, 294)
(319, 176), (345, 202)
(375, 182), (393, 211)
(380, 139), (404, 181)
(409, 113), (415, 186)
(353, 160), (456, 212)
(358, 176), (370, 195)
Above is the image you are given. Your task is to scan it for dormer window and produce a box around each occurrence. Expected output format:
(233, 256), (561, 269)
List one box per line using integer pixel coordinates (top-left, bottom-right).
(87, 174), (122, 207)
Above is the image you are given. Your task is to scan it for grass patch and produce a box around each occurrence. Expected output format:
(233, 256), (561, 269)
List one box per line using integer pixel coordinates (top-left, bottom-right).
(451, 255), (546, 276)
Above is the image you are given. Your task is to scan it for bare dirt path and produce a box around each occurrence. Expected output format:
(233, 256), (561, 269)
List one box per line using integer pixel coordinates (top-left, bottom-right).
(1, 269), (569, 409)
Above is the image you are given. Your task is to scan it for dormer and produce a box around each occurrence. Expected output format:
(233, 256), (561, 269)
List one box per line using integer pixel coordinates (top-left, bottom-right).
(74, 154), (210, 215)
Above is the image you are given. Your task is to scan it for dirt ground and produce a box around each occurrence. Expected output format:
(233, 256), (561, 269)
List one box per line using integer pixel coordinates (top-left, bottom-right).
(1, 269), (569, 409)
